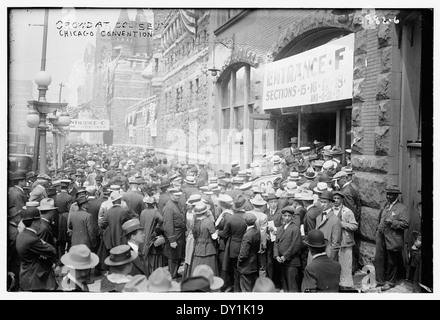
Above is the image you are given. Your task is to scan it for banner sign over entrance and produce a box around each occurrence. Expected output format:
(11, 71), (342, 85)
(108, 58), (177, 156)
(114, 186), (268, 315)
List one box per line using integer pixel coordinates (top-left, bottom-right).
(69, 119), (110, 131)
(262, 33), (354, 110)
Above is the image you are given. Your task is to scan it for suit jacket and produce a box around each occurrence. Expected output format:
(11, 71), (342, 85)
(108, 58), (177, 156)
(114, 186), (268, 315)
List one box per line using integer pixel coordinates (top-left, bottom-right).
(377, 201), (409, 251)
(127, 242), (148, 276)
(219, 211), (246, 258)
(16, 228), (57, 291)
(162, 199), (186, 260)
(341, 182), (362, 222)
(28, 184), (47, 202)
(68, 209), (96, 249)
(237, 227), (260, 274)
(101, 204), (131, 250)
(87, 197), (104, 241)
(123, 189), (145, 218)
(38, 219), (55, 247)
(8, 186), (27, 217)
(301, 254), (341, 292)
(7, 221), (20, 283)
(334, 205), (358, 247)
(316, 210), (342, 261)
(304, 205), (322, 235)
(140, 208), (164, 258)
(274, 214), (301, 266)
(55, 191), (74, 242)
(157, 193), (171, 215)
(197, 168), (208, 187)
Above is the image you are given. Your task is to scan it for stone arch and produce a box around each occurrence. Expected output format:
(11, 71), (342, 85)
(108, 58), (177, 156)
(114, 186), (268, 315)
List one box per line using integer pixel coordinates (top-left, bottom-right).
(216, 47), (262, 83)
(267, 9), (361, 62)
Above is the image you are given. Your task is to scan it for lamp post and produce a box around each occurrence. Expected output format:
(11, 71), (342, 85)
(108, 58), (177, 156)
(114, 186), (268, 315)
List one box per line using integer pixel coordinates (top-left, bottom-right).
(26, 9), (71, 175)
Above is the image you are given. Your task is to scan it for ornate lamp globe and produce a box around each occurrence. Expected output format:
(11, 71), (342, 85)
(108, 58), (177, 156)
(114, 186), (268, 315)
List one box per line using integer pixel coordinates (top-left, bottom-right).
(34, 70), (52, 88)
(26, 110), (40, 128)
(58, 111), (71, 126)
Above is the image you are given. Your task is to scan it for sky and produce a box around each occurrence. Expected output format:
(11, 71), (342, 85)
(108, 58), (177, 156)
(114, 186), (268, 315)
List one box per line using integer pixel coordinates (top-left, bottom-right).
(9, 7), (153, 104)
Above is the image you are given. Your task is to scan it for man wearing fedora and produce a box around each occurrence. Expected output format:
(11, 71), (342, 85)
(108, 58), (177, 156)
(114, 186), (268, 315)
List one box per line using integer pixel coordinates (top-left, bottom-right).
(332, 170), (362, 273)
(237, 212), (260, 292)
(122, 218), (148, 276)
(314, 190), (342, 262)
(100, 244), (138, 292)
(98, 191), (131, 271)
(157, 178), (171, 215)
(246, 194), (268, 277)
(274, 206), (302, 292)
(68, 196), (96, 251)
(301, 229), (341, 292)
(16, 207), (58, 291)
(55, 180), (74, 263)
(374, 185), (409, 291)
(37, 198), (58, 247)
(29, 174), (51, 203)
(124, 179), (145, 219)
(7, 201), (25, 291)
(332, 191), (358, 290)
(219, 195), (248, 292)
(163, 188), (186, 279)
(60, 244), (100, 292)
(8, 170), (28, 218)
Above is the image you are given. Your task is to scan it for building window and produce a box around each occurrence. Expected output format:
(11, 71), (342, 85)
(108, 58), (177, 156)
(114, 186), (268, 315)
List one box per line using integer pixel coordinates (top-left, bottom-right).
(220, 64), (255, 131)
(215, 9), (242, 29)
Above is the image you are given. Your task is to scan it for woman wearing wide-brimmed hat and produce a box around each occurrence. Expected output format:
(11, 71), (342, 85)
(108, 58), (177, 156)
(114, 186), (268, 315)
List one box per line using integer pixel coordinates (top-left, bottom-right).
(140, 195), (165, 278)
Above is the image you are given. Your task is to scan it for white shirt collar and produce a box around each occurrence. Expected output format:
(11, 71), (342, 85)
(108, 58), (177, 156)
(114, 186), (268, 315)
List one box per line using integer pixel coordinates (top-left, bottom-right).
(246, 225), (254, 231)
(306, 204), (315, 211)
(312, 252), (328, 260)
(283, 221), (292, 229)
(127, 241), (138, 253)
(25, 227), (37, 235)
(15, 185), (24, 192)
(324, 208), (333, 214)
(343, 181), (350, 188)
(41, 217), (51, 223)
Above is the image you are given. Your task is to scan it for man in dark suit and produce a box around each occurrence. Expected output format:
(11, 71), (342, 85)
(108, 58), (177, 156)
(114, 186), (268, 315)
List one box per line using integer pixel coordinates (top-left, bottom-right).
(86, 186), (105, 255)
(37, 198), (57, 247)
(374, 185), (409, 291)
(163, 188), (186, 279)
(16, 207), (58, 291)
(55, 180), (74, 263)
(123, 180), (145, 219)
(274, 206), (302, 292)
(97, 191), (131, 271)
(218, 195), (247, 292)
(8, 170), (28, 218)
(7, 205), (23, 291)
(122, 218), (148, 276)
(301, 229), (341, 292)
(237, 212), (260, 292)
(157, 179), (171, 215)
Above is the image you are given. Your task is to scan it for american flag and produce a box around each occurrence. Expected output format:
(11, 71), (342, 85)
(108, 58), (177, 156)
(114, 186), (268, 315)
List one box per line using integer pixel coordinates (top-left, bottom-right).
(179, 9), (197, 41)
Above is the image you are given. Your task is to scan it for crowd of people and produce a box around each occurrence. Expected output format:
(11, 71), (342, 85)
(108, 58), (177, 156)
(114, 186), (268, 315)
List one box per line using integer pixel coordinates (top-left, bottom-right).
(7, 138), (422, 293)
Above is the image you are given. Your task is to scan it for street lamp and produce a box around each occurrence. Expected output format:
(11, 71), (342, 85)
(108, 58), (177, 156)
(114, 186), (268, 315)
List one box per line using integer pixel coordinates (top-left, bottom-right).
(25, 9), (70, 175)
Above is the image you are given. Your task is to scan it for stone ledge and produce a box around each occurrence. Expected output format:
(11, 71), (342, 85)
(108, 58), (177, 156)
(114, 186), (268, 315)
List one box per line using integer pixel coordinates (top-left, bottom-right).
(351, 155), (389, 173)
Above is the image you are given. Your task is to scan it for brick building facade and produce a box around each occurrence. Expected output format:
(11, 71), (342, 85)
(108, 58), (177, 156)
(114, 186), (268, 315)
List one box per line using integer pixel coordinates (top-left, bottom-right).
(143, 8), (429, 268)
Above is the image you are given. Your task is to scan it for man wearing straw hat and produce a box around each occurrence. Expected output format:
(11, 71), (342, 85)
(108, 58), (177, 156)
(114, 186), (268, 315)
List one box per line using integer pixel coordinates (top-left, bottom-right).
(60, 244), (100, 292)
(37, 198), (58, 247)
(247, 194), (268, 278)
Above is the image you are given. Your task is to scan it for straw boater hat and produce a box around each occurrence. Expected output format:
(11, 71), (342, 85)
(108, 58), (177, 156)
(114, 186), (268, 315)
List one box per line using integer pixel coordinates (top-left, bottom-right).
(332, 171), (348, 181)
(271, 155), (281, 164)
(299, 146), (311, 153)
(192, 264), (224, 291)
(193, 202), (209, 216)
(288, 172), (301, 181)
(61, 244), (99, 270)
(385, 184), (402, 194)
(104, 244), (138, 266)
(313, 182), (330, 194)
(217, 193), (233, 206)
(304, 167), (318, 180)
(143, 196), (156, 204)
(122, 275), (149, 293)
(286, 181), (298, 190)
(186, 194), (202, 206)
(300, 190), (315, 201)
(184, 176), (196, 185)
(239, 181), (253, 191)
